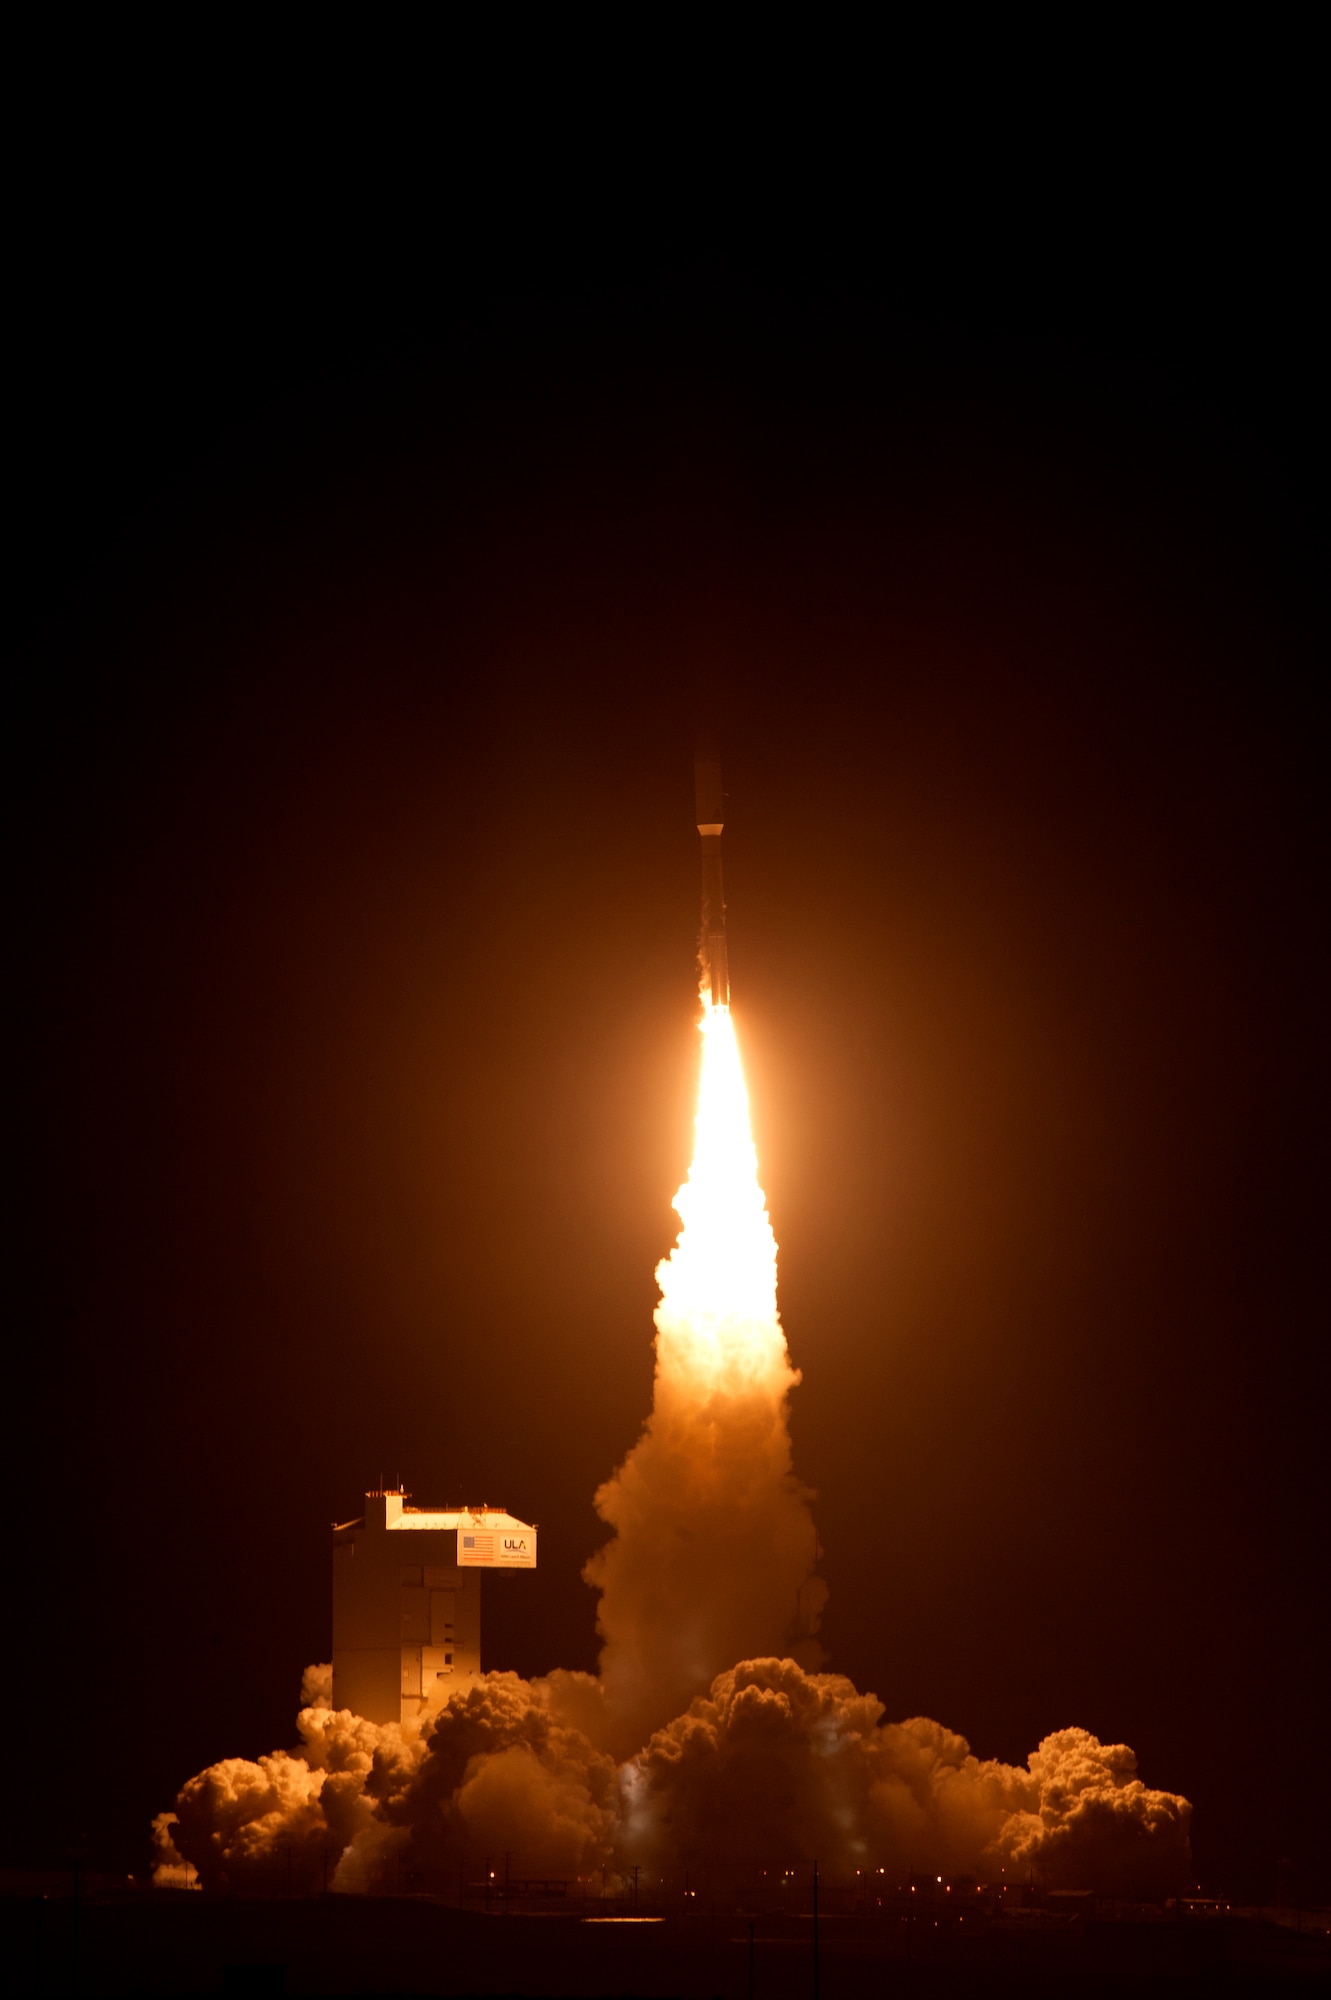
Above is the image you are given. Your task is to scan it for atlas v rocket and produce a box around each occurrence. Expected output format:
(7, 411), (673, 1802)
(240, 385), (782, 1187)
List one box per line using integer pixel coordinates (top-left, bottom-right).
(695, 746), (730, 1008)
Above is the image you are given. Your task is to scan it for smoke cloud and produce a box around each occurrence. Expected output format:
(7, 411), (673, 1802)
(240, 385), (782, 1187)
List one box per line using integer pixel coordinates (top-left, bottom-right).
(154, 1659), (1189, 1898)
(154, 1669), (619, 1895)
(625, 1659), (1190, 1897)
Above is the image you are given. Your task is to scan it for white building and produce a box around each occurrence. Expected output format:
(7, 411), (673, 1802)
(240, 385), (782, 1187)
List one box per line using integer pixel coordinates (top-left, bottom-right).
(332, 1488), (537, 1724)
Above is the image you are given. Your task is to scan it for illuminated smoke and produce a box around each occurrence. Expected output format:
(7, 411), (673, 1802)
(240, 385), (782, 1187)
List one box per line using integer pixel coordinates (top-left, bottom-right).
(586, 1002), (827, 1750)
(154, 1669), (617, 1894)
(154, 1660), (1189, 1897)
(623, 1659), (1190, 1896)
(154, 1000), (1191, 1897)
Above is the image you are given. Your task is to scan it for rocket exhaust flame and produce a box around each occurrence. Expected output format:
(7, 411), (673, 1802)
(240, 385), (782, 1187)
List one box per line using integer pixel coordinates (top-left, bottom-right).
(151, 757), (1193, 1901)
(656, 1002), (785, 1388)
(584, 994), (825, 1749)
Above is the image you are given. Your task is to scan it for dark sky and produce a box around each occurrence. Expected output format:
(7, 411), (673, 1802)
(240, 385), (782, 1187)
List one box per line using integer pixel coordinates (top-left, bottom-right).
(12, 89), (1326, 1903)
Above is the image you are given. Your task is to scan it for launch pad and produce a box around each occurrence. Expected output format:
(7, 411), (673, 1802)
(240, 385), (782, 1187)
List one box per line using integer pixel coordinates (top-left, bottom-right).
(9, 1884), (1324, 1997)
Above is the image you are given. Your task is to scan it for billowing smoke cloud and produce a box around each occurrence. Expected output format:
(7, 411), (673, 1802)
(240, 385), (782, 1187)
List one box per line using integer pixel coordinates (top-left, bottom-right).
(155, 1667), (618, 1895)
(624, 1659), (1191, 1898)
(154, 1006), (1191, 1898)
(155, 1658), (1190, 1898)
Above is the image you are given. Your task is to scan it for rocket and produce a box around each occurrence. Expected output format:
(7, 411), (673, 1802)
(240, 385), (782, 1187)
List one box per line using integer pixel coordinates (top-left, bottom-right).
(695, 744), (730, 1007)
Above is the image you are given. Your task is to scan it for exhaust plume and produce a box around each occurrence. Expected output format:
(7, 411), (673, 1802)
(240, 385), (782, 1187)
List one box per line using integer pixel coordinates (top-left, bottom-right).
(586, 1002), (826, 1750)
(154, 999), (1191, 1899)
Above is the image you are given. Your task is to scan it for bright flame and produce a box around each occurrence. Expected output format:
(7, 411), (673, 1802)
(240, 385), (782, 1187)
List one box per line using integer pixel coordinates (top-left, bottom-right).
(653, 1002), (793, 1397)
(583, 991), (818, 1743)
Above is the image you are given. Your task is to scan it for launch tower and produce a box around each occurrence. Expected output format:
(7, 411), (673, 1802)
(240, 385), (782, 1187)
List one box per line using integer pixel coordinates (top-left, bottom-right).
(332, 1489), (537, 1724)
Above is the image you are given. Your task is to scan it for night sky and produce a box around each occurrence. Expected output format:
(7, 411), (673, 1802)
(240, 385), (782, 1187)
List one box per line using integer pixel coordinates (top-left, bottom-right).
(12, 91), (1325, 1906)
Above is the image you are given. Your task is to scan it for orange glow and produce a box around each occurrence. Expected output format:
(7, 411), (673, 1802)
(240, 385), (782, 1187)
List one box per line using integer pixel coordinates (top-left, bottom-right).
(654, 1002), (788, 1395)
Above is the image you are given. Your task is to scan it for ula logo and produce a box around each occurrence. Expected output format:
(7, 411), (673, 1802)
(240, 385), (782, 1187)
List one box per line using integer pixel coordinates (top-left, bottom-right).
(503, 1538), (528, 1553)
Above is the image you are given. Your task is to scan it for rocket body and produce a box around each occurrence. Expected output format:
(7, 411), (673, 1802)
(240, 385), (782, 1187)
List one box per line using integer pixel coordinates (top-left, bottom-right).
(695, 748), (730, 1008)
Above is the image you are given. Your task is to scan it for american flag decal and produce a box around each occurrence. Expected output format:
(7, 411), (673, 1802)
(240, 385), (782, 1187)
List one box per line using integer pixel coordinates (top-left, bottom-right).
(461, 1532), (495, 1559)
